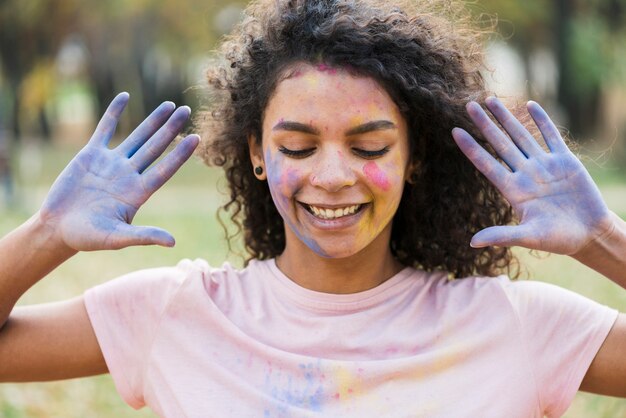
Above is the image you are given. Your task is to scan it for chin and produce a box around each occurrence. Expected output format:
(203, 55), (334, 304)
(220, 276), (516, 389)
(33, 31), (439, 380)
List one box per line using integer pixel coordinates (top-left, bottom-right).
(310, 242), (363, 259)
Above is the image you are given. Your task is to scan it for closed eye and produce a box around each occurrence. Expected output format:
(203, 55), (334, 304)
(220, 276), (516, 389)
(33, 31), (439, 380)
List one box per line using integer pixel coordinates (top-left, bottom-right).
(353, 147), (389, 158)
(278, 146), (315, 158)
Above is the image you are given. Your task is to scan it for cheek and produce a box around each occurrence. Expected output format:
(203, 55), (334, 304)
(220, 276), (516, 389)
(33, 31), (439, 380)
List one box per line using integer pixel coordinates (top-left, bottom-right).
(266, 151), (303, 203)
(362, 161), (392, 191)
(281, 167), (302, 194)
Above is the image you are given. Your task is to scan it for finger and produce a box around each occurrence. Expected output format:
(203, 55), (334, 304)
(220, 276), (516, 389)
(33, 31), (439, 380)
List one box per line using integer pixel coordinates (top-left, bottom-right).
(470, 225), (536, 249)
(107, 224), (175, 249)
(484, 97), (544, 158)
(465, 102), (528, 171)
(451, 127), (510, 191)
(142, 134), (200, 193)
(131, 106), (191, 172)
(527, 101), (569, 154)
(89, 92), (130, 147)
(115, 101), (177, 157)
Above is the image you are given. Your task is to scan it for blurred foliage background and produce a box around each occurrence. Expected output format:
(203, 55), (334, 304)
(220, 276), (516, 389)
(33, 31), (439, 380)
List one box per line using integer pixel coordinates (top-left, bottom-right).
(0, 0), (626, 417)
(475, 0), (626, 159)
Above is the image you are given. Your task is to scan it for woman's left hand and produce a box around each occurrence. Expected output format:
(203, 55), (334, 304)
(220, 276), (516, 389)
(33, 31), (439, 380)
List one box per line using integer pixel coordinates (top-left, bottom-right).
(452, 97), (614, 255)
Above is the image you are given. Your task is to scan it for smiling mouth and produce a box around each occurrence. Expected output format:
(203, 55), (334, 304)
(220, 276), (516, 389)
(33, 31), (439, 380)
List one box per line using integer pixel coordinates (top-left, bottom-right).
(302, 203), (365, 220)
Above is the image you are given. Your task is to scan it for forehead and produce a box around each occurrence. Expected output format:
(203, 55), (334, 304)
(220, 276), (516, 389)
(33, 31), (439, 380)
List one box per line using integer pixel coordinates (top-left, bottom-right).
(264, 63), (405, 127)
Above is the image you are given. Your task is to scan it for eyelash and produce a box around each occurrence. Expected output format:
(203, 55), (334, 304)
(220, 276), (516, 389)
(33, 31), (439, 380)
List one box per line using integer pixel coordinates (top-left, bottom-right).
(278, 146), (315, 158)
(278, 146), (390, 159)
(355, 147), (390, 158)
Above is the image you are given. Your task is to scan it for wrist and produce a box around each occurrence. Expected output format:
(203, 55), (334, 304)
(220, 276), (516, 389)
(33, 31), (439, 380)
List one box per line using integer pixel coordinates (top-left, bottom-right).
(573, 212), (618, 259)
(30, 212), (78, 259)
(0, 213), (77, 316)
(571, 211), (626, 285)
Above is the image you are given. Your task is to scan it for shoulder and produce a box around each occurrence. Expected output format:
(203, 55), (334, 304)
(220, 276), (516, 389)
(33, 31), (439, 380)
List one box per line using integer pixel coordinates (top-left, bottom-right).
(87, 257), (275, 303)
(87, 258), (212, 297)
(435, 273), (583, 304)
(420, 272), (608, 320)
(444, 274), (618, 339)
(423, 272), (514, 303)
(481, 274), (612, 314)
(84, 258), (271, 338)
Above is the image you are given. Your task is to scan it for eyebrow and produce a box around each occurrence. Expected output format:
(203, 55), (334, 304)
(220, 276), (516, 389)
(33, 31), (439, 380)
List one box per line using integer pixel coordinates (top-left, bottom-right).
(272, 119), (396, 136)
(272, 121), (320, 135)
(345, 120), (396, 136)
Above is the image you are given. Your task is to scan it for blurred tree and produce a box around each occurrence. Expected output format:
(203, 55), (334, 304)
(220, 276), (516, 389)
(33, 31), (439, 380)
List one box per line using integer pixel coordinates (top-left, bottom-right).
(474, 0), (626, 141)
(75, 0), (243, 128)
(0, 0), (81, 140)
(0, 0), (245, 141)
(7, 0), (623, 149)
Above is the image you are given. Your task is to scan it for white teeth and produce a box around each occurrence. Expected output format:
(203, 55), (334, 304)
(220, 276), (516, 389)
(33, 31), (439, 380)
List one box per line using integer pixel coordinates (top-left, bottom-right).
(307, 204), (361, 219)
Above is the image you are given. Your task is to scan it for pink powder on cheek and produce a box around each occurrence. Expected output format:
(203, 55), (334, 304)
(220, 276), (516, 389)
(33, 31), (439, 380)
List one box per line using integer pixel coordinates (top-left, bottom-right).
(363, 161), (391, 191)
(284, 167), (301, 188)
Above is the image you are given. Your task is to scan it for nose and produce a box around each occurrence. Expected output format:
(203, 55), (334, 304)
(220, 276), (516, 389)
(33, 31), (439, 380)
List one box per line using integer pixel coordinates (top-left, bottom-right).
(309, 150), (357, 192)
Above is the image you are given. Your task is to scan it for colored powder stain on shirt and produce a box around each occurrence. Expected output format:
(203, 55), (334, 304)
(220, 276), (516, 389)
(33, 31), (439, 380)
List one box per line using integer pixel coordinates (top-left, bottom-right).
(332, 364), (363, 401)
(264, 363), (326, 414)
(85, 258), (620, 416)
(431, 345), (468, 374)
(363, 161), (391, 191)
(384, 346), (400, 356)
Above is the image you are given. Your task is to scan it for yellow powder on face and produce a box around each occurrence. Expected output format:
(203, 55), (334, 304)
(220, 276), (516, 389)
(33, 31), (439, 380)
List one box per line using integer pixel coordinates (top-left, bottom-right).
(367, 101), (387, 117)
(383, 155), (407, 183)
(349, 114), (366, 127)
(302, 72), (320, 87)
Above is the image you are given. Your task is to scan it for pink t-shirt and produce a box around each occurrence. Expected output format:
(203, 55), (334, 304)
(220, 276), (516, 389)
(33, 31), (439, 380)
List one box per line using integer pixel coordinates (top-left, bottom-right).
(84, 258), (617, 418)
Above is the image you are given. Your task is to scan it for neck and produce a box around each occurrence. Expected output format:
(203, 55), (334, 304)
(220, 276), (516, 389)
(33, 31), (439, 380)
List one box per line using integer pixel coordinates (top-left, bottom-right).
(275, 231), (405, 294)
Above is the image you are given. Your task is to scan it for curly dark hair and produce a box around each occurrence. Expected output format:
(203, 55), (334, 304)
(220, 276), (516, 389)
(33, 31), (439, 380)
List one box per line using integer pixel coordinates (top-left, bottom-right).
(196, 0), (520, 279)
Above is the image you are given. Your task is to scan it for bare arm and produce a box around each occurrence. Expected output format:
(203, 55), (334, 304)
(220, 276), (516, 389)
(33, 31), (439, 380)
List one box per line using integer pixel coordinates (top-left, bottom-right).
(0, 214), (76, 331)
(0, 297), (106, 381)
(452, 97), (626, 397)
(572, 212), (626, 289)
(573, 214), (626, 396)
(0, 92), (199, 382)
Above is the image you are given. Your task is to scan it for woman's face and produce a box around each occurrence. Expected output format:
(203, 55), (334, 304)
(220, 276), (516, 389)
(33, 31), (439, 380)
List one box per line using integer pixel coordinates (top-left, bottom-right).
(250, 64), (410, 258)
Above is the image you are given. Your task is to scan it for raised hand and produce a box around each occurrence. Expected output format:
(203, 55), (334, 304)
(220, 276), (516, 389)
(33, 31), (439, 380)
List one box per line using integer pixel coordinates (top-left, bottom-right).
(451, 97), (613, 255)
(39, 92), (200, 251)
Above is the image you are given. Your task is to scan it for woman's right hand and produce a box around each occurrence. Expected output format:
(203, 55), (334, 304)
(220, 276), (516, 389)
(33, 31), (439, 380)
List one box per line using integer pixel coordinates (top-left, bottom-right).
(39, 92), (200, 252)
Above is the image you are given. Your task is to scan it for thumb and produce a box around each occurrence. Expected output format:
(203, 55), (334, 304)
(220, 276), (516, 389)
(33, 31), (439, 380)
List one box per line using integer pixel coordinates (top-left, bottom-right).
(107, 224), (175, 249)
(470, 225), (535, 249)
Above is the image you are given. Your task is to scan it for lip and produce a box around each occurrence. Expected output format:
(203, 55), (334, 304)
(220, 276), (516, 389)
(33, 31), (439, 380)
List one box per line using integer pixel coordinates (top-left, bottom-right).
(299, 201), (365, 209)
(297, 202), (369, 230)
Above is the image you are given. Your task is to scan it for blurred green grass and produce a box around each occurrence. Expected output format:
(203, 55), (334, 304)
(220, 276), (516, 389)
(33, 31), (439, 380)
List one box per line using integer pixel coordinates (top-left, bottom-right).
(0, 144), (625, 417)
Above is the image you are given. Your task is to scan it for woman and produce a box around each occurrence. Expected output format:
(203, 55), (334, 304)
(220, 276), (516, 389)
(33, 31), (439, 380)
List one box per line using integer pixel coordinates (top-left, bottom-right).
(1, 0), (625, 417)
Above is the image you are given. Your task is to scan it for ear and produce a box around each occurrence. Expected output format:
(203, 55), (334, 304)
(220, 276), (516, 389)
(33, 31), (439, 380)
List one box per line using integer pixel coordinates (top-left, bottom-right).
(248, 135), (267, 180)
(405, 158), (421, 184)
